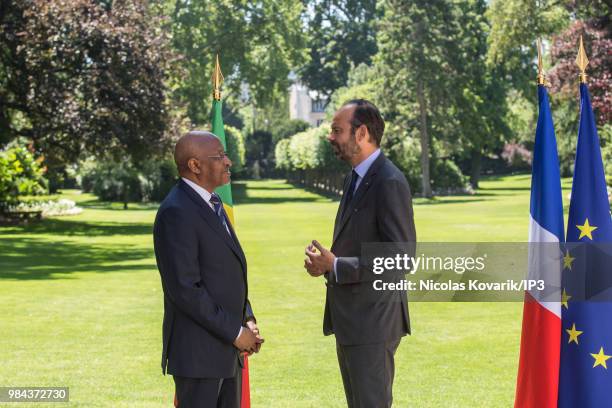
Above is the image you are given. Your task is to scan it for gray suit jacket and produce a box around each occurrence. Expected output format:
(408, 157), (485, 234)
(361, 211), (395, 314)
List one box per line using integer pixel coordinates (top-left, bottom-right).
(153, 180), (254, 378)
(324, 153), (416, 345)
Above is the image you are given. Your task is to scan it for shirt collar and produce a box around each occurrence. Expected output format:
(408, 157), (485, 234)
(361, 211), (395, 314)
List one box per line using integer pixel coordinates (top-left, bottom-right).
(181, 177), (213, 205)
(353, 148), (381, 179)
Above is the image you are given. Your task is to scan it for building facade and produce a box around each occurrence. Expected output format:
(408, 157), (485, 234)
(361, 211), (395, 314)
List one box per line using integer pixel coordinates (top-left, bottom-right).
(288, 82), (327, 127)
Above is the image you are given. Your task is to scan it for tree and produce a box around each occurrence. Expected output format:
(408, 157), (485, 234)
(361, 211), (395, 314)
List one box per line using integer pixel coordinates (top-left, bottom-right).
(486, 0), (610, 178)
(486, 0), (569, 96)
(168, 0), (307, 125)
(486, 0), (609, 96)
(0, 0), (179, 189)
(378, 0), (463, 197)
(548, 20), (611, 126)
(298, 0), (381, 100)
(377, 0), (511, 192)
(450, 0), (511, 188)
(273, 119), (310, 144)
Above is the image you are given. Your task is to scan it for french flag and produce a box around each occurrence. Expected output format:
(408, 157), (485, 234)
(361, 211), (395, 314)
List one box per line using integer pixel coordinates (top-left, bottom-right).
(514, 84), (564, 408)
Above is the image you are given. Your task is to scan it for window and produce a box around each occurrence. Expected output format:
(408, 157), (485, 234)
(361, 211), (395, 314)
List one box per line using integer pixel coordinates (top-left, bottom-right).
(311, 98), (326, 113)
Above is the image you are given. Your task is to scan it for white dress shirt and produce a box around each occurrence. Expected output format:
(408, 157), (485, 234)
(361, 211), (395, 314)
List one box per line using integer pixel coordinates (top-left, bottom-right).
(181, 177), (230, 235)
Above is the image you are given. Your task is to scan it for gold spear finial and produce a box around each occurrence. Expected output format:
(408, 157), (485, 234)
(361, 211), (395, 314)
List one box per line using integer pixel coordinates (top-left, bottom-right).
(576, 35), (589, 83)
(537, 38), (546, 85)
(212, 54), (224, 100)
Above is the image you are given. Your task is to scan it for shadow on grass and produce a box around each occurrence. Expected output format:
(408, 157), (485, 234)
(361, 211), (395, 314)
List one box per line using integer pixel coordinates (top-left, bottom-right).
(234, 195), (330, 204)
(0, 236), (155, 280)
(78, 199), (161, 211)
(2, 218), (152, 237)
(480, 173), (531, 182)
(478, 186), (531, 192)
(414, 198), (487, 206)
(232, 182), (294, 191)
(232, 182), (333, 205)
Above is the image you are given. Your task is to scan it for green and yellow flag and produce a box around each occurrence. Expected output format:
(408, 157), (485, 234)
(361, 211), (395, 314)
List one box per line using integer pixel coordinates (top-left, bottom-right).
(211, 54), (251, 408)
(211, 54), (235, 224)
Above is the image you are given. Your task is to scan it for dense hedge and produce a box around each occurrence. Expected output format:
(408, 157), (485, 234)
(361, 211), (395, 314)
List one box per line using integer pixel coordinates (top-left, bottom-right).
(275, 124), (348, 193)
(275, 123), (468, 196)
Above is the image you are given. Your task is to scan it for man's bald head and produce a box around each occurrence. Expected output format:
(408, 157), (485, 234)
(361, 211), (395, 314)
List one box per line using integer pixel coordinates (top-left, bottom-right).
(174, 131), (221, 175)
(174, 130), (232, 193)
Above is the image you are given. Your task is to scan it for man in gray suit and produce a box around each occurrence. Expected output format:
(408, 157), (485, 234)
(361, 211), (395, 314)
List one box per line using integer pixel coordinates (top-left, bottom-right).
(305, 100), (416, 408)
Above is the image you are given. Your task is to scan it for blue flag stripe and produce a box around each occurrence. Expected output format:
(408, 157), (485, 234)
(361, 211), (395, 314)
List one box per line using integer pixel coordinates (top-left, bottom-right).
(530, 85), (565, 242)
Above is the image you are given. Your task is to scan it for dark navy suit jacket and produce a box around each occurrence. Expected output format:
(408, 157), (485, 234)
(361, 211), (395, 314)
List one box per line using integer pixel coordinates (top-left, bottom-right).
(153, 179), (254, 378)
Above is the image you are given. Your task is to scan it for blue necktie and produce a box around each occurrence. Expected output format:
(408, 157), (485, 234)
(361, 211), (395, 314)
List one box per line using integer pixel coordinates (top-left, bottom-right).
(209, 193), (229, 234)
(341, 170), (358, 218)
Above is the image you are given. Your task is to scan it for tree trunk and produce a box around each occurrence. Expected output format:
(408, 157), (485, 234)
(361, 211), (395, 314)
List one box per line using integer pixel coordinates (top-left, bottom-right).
(416, 79), (432, 198)
(470, 150), (481, 189)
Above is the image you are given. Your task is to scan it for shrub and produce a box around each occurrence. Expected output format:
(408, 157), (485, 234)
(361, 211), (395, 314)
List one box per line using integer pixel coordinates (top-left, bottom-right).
(89, 161), (143, 203)
(78, 157), (179, 206)
(431, 158), (469, 193)
(275, 139), (291, 171)
(0, 138), (48, 210)
(501, 142), (532, 170)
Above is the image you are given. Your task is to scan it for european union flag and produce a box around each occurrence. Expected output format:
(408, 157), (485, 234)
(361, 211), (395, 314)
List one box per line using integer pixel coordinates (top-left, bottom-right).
(558, 83), (612, 407)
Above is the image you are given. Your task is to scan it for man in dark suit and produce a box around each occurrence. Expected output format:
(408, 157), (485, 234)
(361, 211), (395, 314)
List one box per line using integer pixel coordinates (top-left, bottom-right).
(305, 100), (416, 408)
(154, 131), (263, 408)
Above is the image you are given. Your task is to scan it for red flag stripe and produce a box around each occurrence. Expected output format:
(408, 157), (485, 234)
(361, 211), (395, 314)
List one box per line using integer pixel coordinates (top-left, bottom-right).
(514, 292), (561, 408)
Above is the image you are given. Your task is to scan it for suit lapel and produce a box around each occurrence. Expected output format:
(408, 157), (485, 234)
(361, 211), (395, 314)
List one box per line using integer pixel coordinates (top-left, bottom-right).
(223, 211), (247, 273)
(333, 153), (386, 244)
(178, 180), (246, 272)
(334, 173), (352, 233)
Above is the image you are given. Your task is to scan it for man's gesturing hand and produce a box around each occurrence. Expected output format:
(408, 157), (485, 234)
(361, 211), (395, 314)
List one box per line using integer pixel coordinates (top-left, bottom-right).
(304, 240), (336, 277)
(233, 327), (262, 354)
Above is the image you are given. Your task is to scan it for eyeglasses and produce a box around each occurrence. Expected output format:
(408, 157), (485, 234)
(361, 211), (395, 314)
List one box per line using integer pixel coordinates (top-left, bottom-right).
(206, 152), (229, 161)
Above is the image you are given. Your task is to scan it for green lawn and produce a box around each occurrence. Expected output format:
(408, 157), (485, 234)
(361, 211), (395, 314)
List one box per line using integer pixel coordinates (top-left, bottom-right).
(0, 175), (572, 407)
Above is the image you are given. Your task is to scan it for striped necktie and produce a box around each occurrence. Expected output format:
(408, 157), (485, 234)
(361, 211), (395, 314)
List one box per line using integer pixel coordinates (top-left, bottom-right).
(209, 193), (230, 234)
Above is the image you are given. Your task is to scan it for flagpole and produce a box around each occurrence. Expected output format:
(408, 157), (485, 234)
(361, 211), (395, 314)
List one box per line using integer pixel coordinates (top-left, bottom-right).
(536, 38), (546, 86)
(558, 33), (612, 408)
(210, 54), (251, 408)
(212, 53), (224, 101)
(575, 35), (589, 84)
(513, 38), (563, 408)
